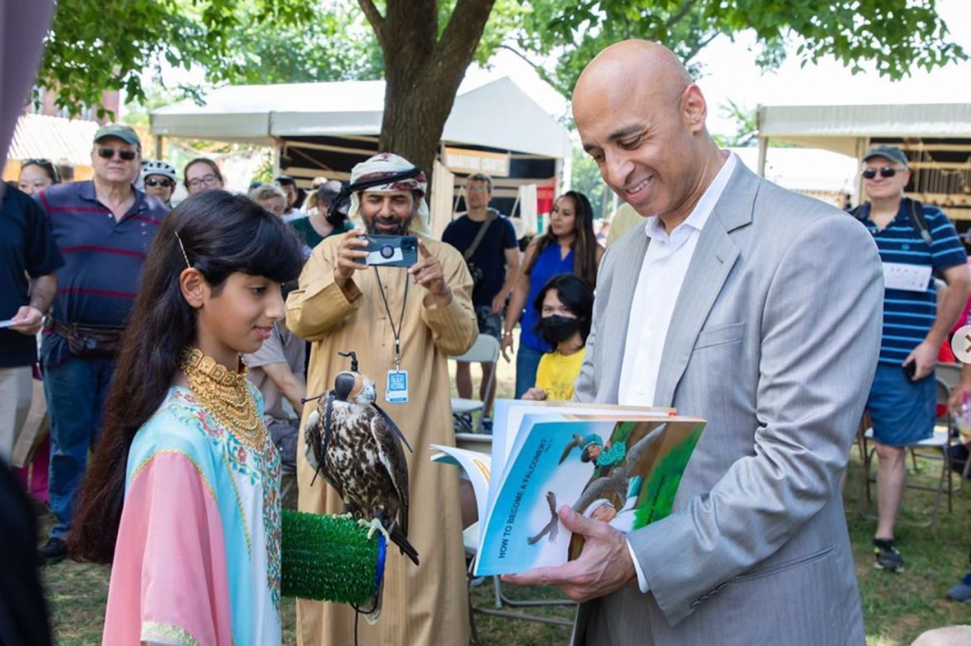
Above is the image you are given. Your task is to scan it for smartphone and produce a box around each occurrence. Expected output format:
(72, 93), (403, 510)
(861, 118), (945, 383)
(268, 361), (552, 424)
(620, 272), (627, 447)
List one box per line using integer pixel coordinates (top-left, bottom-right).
(903, 361), (917, 380)
(358, 235), (419, 268)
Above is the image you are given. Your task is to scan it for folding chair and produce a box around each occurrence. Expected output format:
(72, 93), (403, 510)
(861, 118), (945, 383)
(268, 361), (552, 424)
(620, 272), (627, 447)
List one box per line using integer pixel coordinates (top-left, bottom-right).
(463, 521), (575, 635)
(450, 334), (501, 434)
(861, 377), (957, 531)
(936, 362), (962, 392)
(437, 434), (576, 638)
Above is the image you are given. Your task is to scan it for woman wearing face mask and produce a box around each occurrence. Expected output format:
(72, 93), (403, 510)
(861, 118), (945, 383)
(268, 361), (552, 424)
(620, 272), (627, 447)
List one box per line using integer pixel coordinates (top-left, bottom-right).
(521, 274), (594, 401)
(502, 191), (603, 398)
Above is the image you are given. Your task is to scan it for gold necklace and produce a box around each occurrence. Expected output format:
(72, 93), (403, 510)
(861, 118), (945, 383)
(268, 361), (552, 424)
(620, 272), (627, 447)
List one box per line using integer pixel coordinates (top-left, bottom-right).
(180, 347), (267, 451)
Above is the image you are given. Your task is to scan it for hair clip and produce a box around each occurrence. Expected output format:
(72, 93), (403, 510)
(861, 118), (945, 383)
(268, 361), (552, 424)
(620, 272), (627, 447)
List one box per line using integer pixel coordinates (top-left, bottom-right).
(174, 230), (192, 268)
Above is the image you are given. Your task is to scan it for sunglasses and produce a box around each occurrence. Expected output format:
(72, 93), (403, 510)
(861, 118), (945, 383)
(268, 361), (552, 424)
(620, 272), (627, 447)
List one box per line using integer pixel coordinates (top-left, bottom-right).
(144, 177), (174, 188)
(862, 166), (904, 180)
(97, 147), (137, 161)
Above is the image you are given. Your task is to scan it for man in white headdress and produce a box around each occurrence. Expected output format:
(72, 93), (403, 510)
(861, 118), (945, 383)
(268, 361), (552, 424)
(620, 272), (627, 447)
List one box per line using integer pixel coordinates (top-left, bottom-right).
(287, 153), (478, 645)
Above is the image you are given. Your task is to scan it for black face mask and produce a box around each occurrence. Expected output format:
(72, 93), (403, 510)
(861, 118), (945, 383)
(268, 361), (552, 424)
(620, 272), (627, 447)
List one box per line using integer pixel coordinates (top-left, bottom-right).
(540, 315), (581, 345)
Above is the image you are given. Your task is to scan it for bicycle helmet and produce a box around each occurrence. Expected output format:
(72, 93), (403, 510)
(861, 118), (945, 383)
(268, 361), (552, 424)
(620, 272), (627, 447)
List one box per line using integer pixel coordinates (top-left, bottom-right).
(140, 160), (178, 183)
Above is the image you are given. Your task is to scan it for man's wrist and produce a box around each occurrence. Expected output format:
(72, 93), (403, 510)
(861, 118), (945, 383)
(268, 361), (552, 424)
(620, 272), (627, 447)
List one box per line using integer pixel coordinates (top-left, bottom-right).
(925, 331), (946, 347)
(431, 286), (453, 308)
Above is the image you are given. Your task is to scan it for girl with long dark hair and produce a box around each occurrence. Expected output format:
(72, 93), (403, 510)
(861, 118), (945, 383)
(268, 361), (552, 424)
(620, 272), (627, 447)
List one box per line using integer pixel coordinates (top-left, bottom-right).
(69, 191), (304, 645)
(501, 191), (603, 398)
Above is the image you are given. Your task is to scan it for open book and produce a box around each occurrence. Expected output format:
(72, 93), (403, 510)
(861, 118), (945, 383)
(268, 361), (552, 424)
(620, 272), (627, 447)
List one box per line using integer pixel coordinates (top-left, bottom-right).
(432, 400), (705, 577)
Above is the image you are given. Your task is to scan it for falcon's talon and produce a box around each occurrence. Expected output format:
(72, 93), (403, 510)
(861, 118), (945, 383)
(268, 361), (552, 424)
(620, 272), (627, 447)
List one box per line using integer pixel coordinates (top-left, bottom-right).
(359, 517), (391, 542)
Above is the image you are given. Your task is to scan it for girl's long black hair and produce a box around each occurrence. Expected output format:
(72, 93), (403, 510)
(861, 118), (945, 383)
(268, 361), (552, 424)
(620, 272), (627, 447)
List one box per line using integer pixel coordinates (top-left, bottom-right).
(69, 190), (305, 564)
(525, 191), (599, 288)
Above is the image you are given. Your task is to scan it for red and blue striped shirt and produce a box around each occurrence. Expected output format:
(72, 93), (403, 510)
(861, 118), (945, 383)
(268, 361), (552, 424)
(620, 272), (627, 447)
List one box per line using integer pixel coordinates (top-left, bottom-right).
(35, 180), (169, 366)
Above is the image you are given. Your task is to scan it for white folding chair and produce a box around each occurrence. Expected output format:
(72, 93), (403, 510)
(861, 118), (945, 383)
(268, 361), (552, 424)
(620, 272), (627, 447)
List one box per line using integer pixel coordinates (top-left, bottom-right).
(937, 361), (962, 392)
(450, 334), (501, 434)
(861, 377), (957, 531)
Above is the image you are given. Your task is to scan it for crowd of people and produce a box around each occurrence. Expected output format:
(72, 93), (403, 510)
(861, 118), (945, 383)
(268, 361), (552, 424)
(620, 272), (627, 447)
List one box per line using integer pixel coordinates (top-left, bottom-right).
(4, 38), (971, 646)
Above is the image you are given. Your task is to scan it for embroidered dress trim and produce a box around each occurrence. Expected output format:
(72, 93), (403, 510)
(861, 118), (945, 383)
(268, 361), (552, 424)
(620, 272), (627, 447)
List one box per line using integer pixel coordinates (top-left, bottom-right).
(141, 621), (203, 646)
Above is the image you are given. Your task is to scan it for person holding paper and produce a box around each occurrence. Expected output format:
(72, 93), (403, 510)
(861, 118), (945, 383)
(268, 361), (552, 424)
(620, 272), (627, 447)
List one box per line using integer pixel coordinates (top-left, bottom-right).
(0, 186), (63, 462)
(505, 40), (884, 646)
(850, 144), (970, 572)
(286, 152), (478, 646)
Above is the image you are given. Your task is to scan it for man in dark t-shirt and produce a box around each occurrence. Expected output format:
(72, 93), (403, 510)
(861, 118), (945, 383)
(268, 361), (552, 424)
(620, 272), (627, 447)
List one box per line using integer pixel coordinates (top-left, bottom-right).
(442, 173), (520, 421)
(0, 185), (63, 463)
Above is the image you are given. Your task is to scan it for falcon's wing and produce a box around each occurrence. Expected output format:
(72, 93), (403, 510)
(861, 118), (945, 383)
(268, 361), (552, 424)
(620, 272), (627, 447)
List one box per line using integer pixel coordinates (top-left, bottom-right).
(572, 475), (626, 515)
(622, 423), (667, 470)
(559, 434), (587, 464)
(527, 492), (559, 545)
(372, 403), (413, 453)
(369, 411), (411, 538)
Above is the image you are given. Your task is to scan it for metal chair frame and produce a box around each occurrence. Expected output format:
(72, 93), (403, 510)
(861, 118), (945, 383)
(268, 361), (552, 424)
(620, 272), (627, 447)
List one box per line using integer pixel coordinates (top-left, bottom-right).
(449, 334), (502, 435)
(859, 376), (956, 531)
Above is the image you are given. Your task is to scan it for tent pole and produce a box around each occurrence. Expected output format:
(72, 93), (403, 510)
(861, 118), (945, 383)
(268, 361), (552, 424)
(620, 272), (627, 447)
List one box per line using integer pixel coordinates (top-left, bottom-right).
(757, 137), (768, 178)
(854, 137), (869, 206)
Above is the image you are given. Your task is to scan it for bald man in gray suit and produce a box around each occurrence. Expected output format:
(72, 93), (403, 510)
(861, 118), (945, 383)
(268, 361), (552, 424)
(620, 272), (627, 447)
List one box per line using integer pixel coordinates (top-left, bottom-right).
(504, 41), (882, 646)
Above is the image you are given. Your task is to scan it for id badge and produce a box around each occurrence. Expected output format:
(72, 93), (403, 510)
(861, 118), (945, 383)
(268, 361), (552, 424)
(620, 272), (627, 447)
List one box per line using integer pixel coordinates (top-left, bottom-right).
(386, 370), (409, 404)
(883, 262), (932, 292)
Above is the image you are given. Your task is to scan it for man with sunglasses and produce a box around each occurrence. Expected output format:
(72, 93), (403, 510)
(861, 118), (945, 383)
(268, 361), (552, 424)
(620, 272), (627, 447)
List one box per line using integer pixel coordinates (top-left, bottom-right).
(853, 144), (971, 573)
(32, 123), (169, 564)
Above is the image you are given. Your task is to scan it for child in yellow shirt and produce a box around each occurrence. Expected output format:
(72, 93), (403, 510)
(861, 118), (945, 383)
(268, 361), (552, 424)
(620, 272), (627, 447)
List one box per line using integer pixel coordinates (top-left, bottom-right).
(522, 274), (594, 401)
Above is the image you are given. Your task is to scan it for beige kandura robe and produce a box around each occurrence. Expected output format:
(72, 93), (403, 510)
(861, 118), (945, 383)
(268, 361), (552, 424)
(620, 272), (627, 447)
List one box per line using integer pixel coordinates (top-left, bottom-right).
(287, 234), (477, 646)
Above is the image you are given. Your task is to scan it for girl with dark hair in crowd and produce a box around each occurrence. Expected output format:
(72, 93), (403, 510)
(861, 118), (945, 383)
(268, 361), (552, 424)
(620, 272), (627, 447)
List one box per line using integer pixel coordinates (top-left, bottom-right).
(18, 158), (59, 195)
(521, 274), (594, 401)
(183, 157), (225, 195)
(501, 190), (603, 398)
(289, 180), (353, 253)
(69, 191), (304, 645)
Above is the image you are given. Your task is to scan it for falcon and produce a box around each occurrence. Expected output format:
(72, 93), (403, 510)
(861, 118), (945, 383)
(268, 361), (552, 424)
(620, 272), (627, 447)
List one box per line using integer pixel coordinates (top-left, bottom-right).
(303, 353), (418, 622)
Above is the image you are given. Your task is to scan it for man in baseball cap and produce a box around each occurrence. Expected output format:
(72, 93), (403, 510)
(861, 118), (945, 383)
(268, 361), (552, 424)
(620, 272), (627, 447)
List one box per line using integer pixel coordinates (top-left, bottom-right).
(862, 143), (910, 167)
(851, 143), (971, 572)
(32, 124), (168, 564)
(93, 123), (141, 148)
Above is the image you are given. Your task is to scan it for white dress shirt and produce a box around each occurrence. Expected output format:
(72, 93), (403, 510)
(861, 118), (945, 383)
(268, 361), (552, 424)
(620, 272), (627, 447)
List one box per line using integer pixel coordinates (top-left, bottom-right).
(618, 152), (737, 592)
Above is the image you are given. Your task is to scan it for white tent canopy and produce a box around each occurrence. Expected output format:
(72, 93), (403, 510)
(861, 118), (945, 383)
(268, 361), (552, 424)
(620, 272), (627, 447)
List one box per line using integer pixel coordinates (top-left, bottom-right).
(757, 103), (971, 157)
(151, 77), (571, 160)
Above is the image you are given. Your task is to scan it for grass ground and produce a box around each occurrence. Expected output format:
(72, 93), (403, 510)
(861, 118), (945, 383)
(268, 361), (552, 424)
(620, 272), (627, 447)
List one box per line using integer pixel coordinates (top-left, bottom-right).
(37, 354), (971, 645)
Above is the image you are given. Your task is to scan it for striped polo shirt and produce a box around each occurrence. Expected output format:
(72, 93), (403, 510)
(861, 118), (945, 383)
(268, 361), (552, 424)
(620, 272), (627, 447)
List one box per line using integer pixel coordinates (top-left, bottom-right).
(856, 198), (966, 365)
(35, 180), (169, 366)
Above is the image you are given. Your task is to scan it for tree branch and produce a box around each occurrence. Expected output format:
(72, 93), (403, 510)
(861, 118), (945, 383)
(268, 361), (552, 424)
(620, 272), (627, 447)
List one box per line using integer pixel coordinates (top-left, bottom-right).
(499, 44), (572, 97)
(437, 0), (497, 67)
(684, 31), (719, 62)
(664, 0), (702, 30)
(356, 0), (385, 44)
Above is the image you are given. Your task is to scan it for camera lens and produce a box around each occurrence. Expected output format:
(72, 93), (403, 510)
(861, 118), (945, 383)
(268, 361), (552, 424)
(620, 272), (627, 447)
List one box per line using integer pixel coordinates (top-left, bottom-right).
(381, 245), (394, 259)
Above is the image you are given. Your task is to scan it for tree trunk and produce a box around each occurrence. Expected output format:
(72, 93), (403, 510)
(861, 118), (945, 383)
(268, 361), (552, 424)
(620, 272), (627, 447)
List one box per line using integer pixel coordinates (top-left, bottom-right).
(359, 0), (497, 175)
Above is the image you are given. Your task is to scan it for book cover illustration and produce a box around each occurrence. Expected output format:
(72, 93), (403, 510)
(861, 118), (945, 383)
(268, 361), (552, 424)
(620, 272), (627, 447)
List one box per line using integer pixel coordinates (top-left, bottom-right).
(473, 416), (704, 576)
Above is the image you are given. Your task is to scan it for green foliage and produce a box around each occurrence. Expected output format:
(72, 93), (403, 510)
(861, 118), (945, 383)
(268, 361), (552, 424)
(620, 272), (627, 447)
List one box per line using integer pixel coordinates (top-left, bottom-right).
(39, 0), (371, 117)
(512, 0), (966, 96)
(633, 423), (702, 529)
(40, 0), (966, 131)
(571, 147), (608, 220)
(711, 99), (758, 148)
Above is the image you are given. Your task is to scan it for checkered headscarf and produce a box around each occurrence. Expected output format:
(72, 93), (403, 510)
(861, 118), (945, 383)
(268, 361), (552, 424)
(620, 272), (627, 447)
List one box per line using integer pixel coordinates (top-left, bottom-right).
(348, 153), (430, 235)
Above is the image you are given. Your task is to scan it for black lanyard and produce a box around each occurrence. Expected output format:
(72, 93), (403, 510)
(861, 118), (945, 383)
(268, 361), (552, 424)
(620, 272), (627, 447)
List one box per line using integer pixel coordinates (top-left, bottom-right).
(373, 266), (408, 370)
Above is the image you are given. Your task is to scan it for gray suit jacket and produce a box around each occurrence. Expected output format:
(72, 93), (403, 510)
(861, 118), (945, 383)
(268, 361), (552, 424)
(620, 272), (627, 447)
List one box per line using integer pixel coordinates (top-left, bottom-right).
(572, 162), (882, 646)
